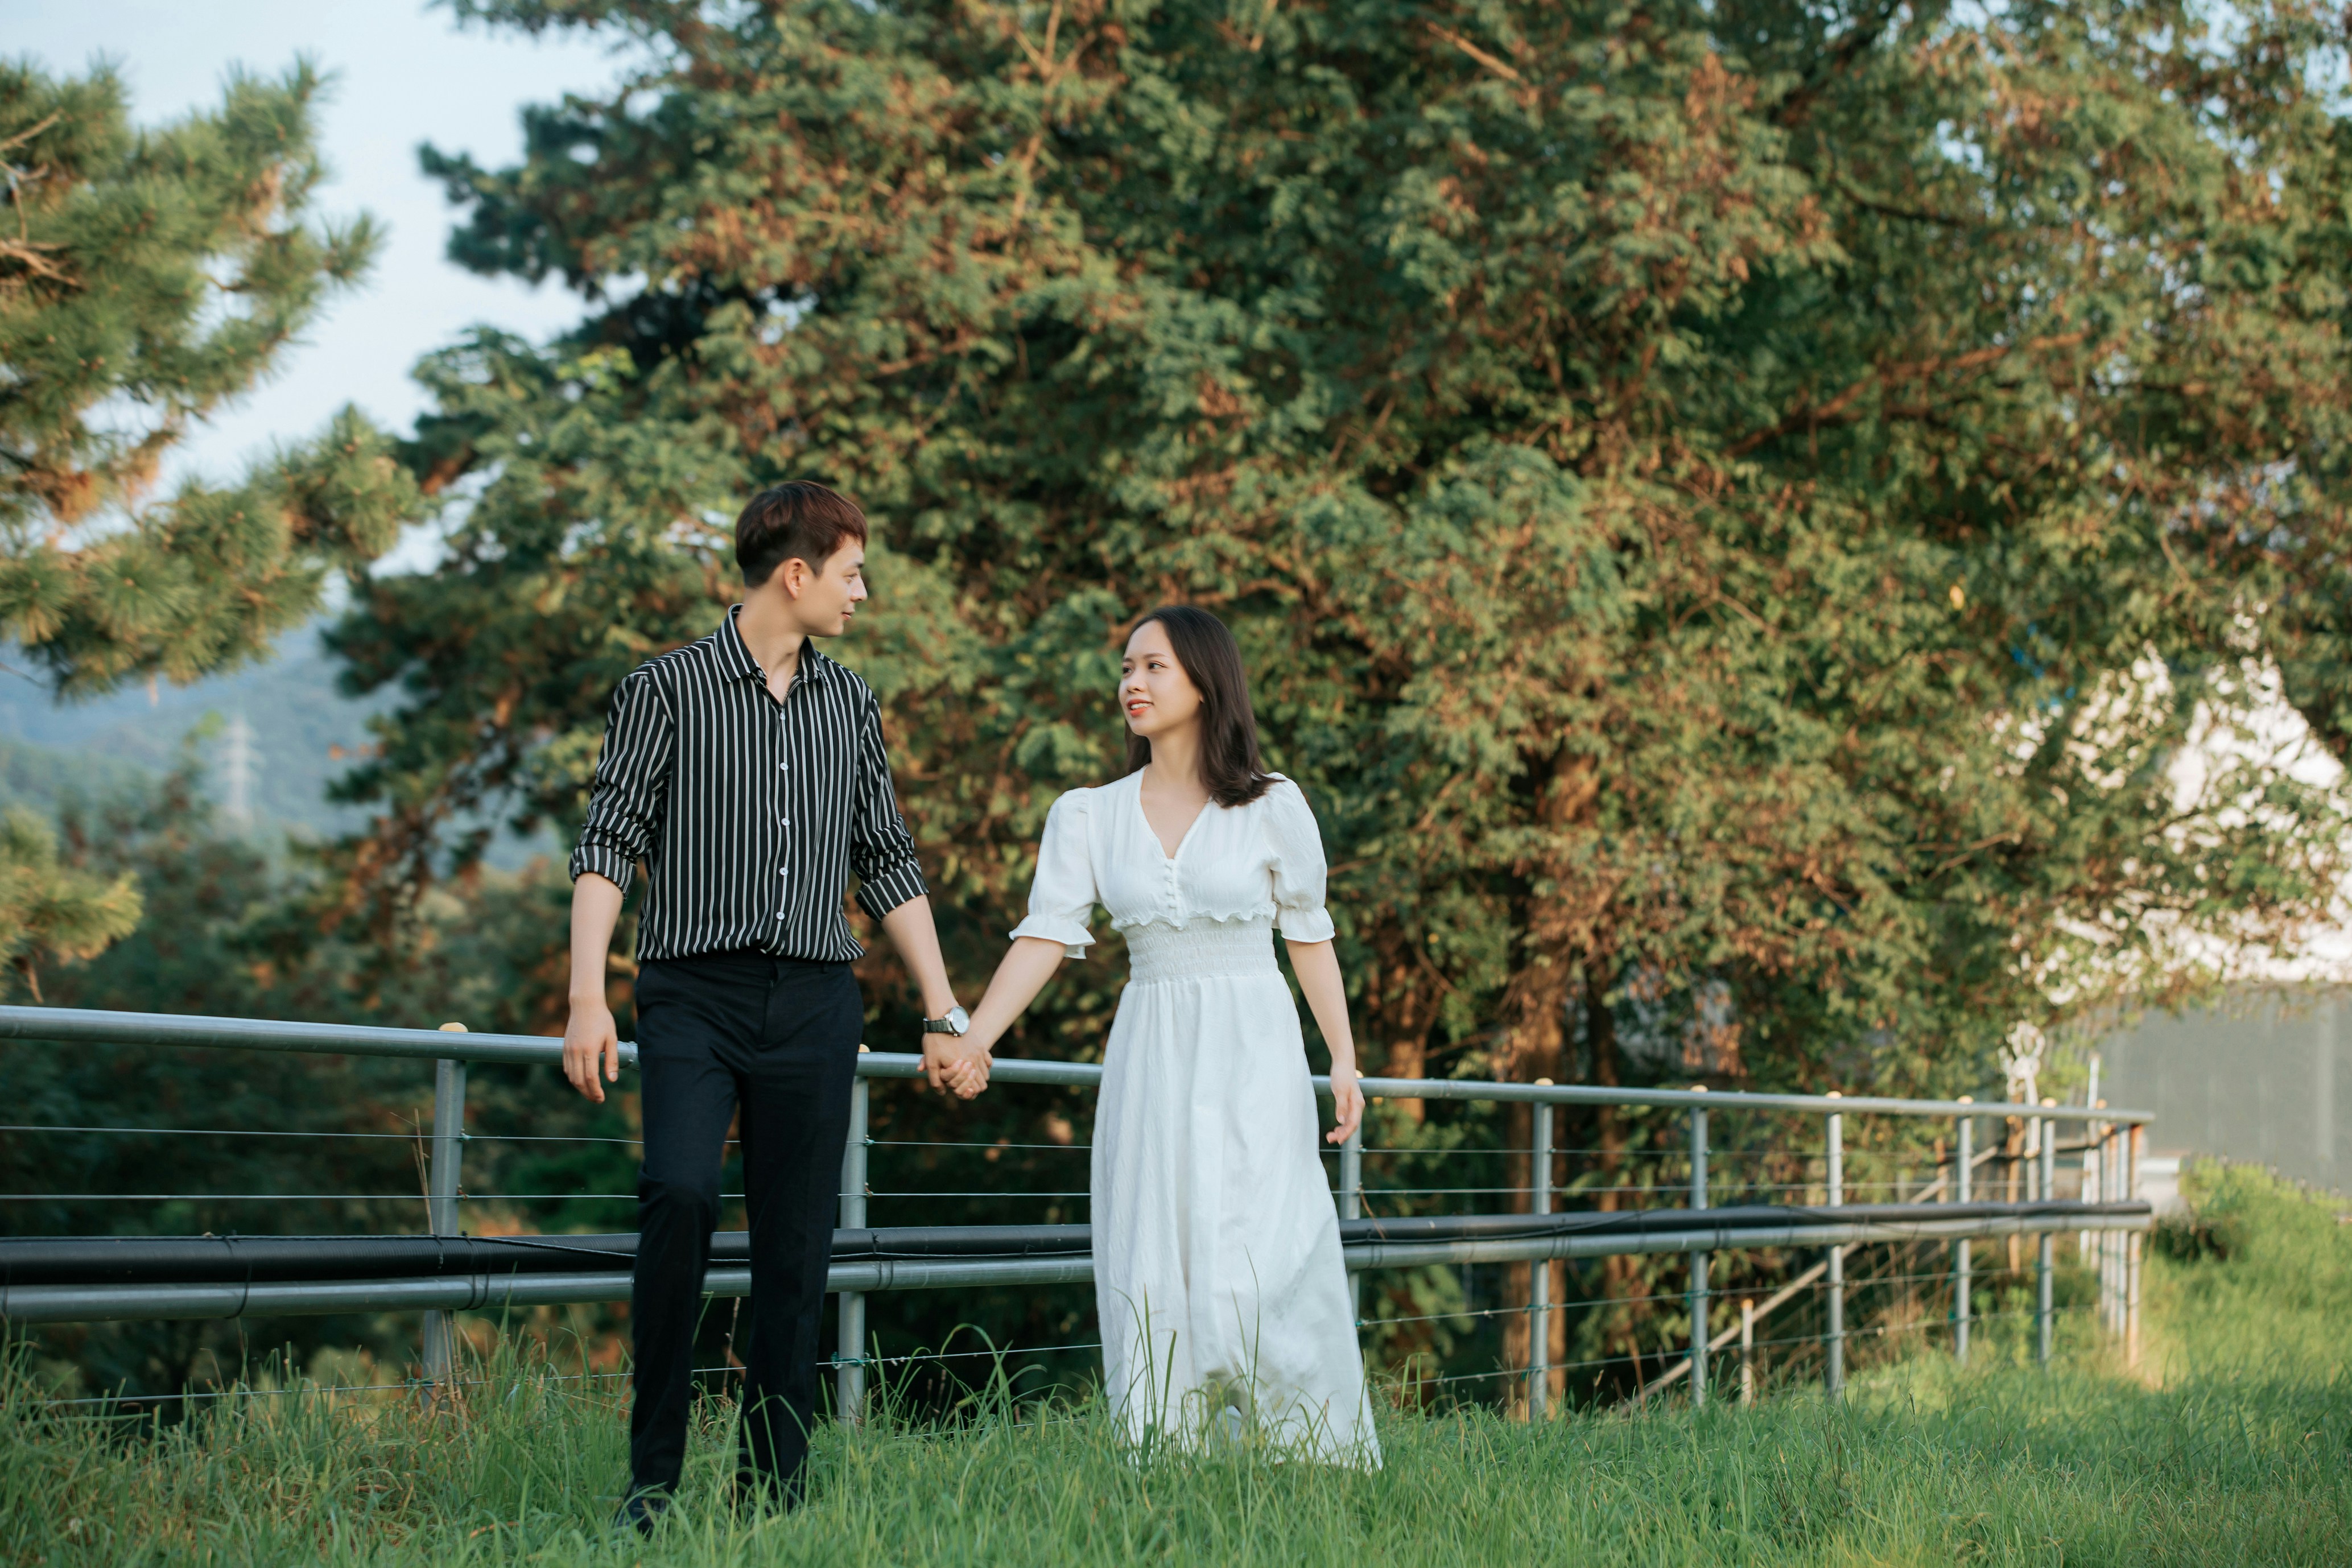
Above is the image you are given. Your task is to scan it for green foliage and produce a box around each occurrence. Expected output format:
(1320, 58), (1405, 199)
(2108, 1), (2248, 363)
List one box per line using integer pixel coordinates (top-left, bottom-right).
(0, 58), (420, 696)
(0, 804), (137, 999)
(334, 0), (2352, 1116)
(2151, 1161), (2352, 1373)
(5, 1170), (2350, 1565)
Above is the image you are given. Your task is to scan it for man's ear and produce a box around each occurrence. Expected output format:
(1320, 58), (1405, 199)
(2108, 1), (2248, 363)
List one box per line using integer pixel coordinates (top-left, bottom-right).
(775, 556), (810, 600)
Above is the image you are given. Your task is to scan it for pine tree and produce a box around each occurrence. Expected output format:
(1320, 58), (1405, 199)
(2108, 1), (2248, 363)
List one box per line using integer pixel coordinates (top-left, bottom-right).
(0, 58), (420, 698)
(0, 806), (137, 1000)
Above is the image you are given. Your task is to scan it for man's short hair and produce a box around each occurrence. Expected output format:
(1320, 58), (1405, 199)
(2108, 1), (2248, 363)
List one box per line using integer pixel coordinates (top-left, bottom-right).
(735, 481), (869, 587)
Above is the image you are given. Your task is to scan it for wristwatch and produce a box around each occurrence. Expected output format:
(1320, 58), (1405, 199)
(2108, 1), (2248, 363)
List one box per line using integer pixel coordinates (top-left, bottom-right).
(922, 1006), (971, 1037)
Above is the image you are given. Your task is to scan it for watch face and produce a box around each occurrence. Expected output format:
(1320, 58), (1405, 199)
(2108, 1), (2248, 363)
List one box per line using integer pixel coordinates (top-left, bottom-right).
(947, 1005), (971, 1035)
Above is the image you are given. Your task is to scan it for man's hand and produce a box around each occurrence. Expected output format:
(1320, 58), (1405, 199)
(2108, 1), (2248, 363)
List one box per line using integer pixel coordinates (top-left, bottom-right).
(563, 1000), (622, 1103)
(562, 873), (626, 1104)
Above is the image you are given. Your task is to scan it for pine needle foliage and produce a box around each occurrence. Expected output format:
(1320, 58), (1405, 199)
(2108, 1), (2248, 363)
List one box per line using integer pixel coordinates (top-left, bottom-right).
(0, 58), (419, 697)
(0, 806), (137, 1000)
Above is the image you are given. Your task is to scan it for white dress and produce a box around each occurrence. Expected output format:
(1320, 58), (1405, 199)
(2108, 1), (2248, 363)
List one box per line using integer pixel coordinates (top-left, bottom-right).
(1009, 771), (1381, 1466)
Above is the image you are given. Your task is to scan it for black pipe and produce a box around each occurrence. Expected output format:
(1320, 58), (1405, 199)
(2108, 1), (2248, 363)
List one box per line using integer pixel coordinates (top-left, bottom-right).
(0, 1200), (2146, 1289)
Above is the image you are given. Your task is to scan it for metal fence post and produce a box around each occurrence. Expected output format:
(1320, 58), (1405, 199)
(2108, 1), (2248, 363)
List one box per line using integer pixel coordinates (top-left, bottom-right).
(2114, 1125), (2130, 1339)
(1689, 1088), (1709, 1409)
(1529, 1089), (1552, 1421)
(2115, 1124), (2130, 1337)
(422, 1026), (467, 1388)
(1825, 1094), (1844, 1400)
(2125, 1123), (2143, 1369)
(836, 1064), (870, 1425)
(2107, 1124), (2126, 1335)
(1954, 1101), (1972, 1366)
(2036, 1100), (2056, 1367)
(1739, 1297), (1755, 1408)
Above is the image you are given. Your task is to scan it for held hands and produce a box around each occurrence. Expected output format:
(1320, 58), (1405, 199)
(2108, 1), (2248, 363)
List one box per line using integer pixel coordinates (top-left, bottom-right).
(923, 1031), (991, 1100)
(562, 999), (622, 1103)
(1326, 1062), (1365, 1145)
(922, 1004), (993, 1101)
(921, 939), (1066, 1103)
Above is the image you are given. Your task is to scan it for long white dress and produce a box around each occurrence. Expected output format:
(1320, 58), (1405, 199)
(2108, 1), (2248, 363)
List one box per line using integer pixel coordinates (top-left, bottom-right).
(1009, 771), (1381, 1466)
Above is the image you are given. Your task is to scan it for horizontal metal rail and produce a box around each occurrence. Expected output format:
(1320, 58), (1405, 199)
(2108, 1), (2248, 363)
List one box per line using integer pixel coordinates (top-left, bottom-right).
(0, 1202), (2147, 1324)
(0, 1005), (2153, 1123)
(0, 1202), (2141, 1287)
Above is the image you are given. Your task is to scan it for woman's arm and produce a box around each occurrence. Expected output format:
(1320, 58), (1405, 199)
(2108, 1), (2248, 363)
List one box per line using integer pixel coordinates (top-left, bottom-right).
(1286, 938), (1364, 1144)
(952, 936), (1071, 1083)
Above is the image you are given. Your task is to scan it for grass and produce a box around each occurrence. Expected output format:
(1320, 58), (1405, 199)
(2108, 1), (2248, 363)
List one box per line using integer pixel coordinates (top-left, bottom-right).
(5, 1162), (2349, 1566)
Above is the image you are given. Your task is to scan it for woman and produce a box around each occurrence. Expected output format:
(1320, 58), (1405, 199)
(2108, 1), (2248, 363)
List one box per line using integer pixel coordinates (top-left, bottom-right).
(957, 605), (1380, 1466)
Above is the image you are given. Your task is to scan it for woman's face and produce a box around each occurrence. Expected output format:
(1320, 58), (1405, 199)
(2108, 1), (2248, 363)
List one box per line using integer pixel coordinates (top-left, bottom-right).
(1120, 618), (1203, 744)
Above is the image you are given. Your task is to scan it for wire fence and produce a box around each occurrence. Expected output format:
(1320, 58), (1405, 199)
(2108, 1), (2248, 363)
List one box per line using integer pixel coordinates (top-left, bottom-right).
(0, 1004), (2151, 1420)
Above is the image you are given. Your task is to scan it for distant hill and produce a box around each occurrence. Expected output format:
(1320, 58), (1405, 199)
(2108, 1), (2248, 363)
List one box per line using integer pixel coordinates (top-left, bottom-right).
(1, 629), (556, 865)
(0, 733), (154, 817)
(0, 627), (386, 839)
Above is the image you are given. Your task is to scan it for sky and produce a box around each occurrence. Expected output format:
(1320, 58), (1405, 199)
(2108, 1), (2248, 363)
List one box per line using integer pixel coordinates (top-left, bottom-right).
(12, 1), (624, 497)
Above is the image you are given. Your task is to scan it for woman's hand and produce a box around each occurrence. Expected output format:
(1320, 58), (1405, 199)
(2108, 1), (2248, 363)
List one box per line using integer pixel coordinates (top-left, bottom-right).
(1326, 1062), (1365, 1145)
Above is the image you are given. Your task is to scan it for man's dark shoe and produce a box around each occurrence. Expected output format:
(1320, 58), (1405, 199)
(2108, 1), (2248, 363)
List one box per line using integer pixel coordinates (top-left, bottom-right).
(613, 1488), (671, 1538)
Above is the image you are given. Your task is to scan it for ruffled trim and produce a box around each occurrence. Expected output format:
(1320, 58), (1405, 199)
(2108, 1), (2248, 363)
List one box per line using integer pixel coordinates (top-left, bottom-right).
(1276, 905), (1336, 943)
(1113, 907), (1279, 933)
(1109, 908), (1335, 941)
(1008, 914), (1094, 959)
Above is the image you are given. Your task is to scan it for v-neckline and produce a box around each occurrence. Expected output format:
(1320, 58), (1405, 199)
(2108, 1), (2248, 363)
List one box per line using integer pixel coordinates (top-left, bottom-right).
(1135, 772), (1211, 863)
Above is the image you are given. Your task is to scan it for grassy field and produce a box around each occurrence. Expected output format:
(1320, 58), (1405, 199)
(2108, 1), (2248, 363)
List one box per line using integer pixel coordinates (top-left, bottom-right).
(6, 1163), (2349, 1566)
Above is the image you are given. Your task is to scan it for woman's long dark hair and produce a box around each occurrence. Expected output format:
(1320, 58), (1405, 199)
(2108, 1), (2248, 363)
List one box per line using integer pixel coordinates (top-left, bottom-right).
(1124, 605), (1274, 808)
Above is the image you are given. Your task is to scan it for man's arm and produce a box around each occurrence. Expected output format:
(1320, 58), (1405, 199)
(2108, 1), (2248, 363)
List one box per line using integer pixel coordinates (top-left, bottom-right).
(878, 894), (984, 1096)
(560, 671), (670, 1103)
(563, 872), (626, 1102)
(845, 692), (980, 1094)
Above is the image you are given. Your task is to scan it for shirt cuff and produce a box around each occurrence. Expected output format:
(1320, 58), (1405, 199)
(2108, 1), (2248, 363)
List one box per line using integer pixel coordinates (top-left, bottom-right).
(1007, 914), (1094, 960)
(569, 842), (637, 894)
(853, 857), (930, 922)
(1276, 906), (1336, 943)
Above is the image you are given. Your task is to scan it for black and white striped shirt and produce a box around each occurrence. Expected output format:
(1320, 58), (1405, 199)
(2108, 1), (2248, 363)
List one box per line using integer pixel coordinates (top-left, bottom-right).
(568, 608), (929, 963)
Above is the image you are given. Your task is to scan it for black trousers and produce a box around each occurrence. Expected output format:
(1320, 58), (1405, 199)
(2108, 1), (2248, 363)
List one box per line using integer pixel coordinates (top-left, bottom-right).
(628, 948), (862, 1504)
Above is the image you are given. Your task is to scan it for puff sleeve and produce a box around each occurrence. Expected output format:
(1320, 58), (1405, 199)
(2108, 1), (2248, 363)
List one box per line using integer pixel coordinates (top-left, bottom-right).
(1007, 789), (1100, 957)
(1265, 777), (1337, 943)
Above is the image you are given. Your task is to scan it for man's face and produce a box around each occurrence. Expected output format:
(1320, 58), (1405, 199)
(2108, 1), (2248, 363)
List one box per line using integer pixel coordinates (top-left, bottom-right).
(782, 543), (868, 634)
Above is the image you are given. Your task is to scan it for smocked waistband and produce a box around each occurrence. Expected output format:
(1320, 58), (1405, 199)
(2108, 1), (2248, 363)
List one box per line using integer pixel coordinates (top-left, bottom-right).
(1123, 918), (1280, 985)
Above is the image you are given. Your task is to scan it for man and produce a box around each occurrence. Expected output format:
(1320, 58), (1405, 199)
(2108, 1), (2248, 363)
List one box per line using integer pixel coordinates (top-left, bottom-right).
(560, 480), (988, 1532)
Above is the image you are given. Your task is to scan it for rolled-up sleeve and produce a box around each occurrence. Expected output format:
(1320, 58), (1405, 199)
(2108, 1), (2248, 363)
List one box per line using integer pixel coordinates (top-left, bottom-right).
(568, 671), (672, 894)
(849, 691), (929, 920)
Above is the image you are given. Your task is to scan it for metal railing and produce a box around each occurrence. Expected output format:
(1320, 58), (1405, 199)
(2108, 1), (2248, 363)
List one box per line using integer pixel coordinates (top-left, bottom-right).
(0, 1005), (2153, 1416)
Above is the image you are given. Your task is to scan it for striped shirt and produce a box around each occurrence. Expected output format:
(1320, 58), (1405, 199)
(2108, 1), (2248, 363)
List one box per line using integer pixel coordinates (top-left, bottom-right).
(568, 607), (929, 963)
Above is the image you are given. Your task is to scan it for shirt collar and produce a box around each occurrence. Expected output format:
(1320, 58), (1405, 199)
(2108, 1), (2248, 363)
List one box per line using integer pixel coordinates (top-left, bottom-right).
(716, 605), (832, 689)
